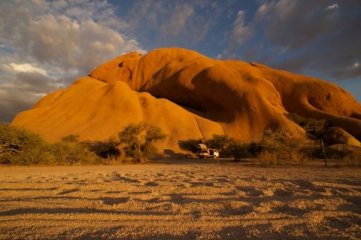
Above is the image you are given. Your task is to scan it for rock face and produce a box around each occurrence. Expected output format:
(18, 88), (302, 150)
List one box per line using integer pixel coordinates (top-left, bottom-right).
(11, 48), (361, 151)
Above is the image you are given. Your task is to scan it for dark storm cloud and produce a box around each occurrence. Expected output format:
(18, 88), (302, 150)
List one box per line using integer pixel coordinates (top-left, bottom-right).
(262, 0), (338, 49)
(249, 0), (361, 79)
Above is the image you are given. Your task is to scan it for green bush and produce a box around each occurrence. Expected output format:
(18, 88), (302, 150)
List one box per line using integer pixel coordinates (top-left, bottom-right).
(0, 124), (100, 165)
(0, 123), (168, 165)
(325, 144), (361, 166)
(50, 139), (100, 165)
(205, 135), (234, 157)
(119, 123), (166, 162)
(227, 141), (251, 161)
(286, 113), (329, 138)
(0, 124), (50, 165)
(224, 140), (262, 160)
(208, 130), (311, 164)
(84, 138), (120, 159)
(178, 139), (203, 153)
(257, 129), (306, 164)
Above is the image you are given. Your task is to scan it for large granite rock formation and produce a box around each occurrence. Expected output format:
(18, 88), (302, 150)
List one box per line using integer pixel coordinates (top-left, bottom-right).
(12, 48), (361, 151)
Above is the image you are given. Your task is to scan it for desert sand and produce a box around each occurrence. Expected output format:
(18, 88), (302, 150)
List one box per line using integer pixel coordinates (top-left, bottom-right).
(0, 162), (360, 239)
(12, 48), (361, 151)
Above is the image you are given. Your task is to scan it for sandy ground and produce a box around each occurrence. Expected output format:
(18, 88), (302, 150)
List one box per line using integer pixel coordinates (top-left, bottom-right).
(0, 161), (360, 240)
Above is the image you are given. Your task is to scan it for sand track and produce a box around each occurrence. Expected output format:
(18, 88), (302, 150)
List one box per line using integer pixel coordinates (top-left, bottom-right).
(0, 163), (360, 239)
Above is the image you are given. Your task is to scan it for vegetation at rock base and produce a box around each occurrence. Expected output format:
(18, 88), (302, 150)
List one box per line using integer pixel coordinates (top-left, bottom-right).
(0, 124), (100, 165)
(205, 135), (234, 156)
(0, 123), (166, 165)
(178, 139), (203, 153)
(179, 124), (361, 166)
(286, 113), (329, 138)
(83, 138), (120, 159)
(118, 123), (166, 163)
(1, 117), (360, 166)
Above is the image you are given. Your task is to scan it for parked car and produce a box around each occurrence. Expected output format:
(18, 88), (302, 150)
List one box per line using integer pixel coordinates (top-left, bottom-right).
(208, 148), (219, 158)
(197, 144), (219, 159)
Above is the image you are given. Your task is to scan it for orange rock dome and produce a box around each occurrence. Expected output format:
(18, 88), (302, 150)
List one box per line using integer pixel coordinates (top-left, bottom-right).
(11, 48), (361, 151)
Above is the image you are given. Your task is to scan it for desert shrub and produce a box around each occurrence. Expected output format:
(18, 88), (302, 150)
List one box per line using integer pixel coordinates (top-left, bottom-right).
(286, 113), (329, 138)
(342, 155), (361, 167)
(178, 139), (203, 153)
(257, 151), (278, 166)
(0, 124), (50, 165)
(177, 129), (321, 164)
(227, 141), (251, 161)
(0, 125), (100, 165)
(84, 138), (120, 159)
(299, 142), (320, 160)
(229, 141), (264, 160)
(51, 138), (100, 165)
(206, 135), (234, 157)
(325, 144), (361, 166)
(257, 129), (306, 164)
(119, 123), (166, 163)
(256, 129), (361, 165)
(247, 142), (263, 156)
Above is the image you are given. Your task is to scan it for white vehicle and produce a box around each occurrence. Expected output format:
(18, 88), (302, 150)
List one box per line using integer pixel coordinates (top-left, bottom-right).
(209, 148), (219, 158)
(197, 144), (219, 159)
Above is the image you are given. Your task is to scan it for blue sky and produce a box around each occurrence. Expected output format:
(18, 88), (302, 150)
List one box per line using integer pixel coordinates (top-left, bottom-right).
(0, 0), (360, 122)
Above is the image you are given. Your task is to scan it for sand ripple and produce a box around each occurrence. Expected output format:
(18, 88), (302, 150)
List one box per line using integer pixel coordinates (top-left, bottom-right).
(0, 164), (360, 239)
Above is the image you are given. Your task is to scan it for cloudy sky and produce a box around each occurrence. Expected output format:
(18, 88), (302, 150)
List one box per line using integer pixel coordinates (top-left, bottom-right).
(0, 0), (360, 122)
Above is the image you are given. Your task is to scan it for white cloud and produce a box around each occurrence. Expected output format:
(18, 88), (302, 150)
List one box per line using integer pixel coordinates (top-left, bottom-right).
(228, 10), (252, 49)
(274, 0), (297, 20)
(161, 4), (194, 36)
(126, 0), (219, 45)
(254, 3), (270, 22)
(0, 0), (145, 122)
(0, 2), (143, 74)
(325, 4), (339, 10)
(9, 63), (47, 76)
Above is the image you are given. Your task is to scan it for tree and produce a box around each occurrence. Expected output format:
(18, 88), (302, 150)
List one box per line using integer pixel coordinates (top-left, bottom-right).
(0, 143), (20, 162)
(84, 138), (120, 159)
(227, 141), (249, 162)
(286, 113), (329, 138)
(258, 129), (305, 164)
(0, 124), (101, 165)
(206, 135), (233, 156)
(118, 123), (166, 162)
(178, 139), (203, 153)
(0, 123), (49, 165)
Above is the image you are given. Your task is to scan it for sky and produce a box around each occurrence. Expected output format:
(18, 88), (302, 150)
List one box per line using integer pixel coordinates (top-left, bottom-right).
(0, 0), (360, 122)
